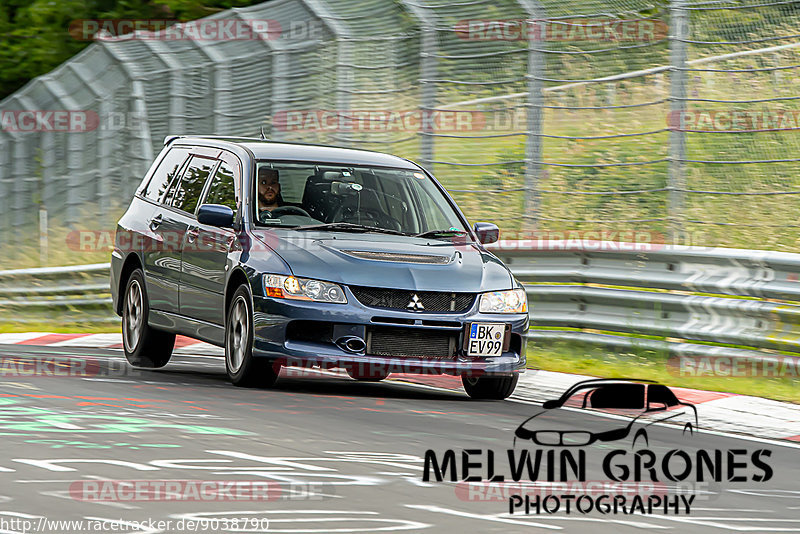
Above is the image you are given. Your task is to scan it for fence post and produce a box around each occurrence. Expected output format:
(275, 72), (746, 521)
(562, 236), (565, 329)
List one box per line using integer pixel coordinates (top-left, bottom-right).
(399, 0), (435, 174)
(519, 0), (545, 232)
(419, 25), (436, 175)
(668, 0), (688, 243)
(301, 0), (351, 147)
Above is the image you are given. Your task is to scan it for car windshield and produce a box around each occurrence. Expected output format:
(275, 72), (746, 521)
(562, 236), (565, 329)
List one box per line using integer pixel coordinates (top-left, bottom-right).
(252, 161), (469, 238)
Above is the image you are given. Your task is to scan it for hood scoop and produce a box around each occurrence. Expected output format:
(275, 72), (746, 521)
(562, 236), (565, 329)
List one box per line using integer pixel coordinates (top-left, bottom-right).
(340, 249), (452, 265)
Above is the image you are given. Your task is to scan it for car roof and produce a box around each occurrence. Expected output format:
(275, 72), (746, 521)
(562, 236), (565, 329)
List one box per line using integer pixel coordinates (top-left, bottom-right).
(168, 136), (421, 170)
(559, 378), (656, 397)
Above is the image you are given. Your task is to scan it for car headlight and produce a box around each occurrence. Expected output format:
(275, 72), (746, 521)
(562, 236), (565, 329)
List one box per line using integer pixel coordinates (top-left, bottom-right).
(263, 274), (347, 304)
(479, 288), (527, 313)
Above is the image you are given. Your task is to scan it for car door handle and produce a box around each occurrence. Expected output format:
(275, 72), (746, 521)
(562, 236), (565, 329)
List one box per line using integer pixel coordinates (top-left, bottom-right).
(149, 214), (163, 231)
(186, 226), (200, 243)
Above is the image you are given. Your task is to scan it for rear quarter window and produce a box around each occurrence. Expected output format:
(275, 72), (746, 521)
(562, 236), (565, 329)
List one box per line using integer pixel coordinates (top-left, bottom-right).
(142, 147), (191, 203)
(168, 156), (217, 214)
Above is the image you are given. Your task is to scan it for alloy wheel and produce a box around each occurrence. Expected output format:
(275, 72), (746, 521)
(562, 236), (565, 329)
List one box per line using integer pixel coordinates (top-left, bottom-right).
(123, 279), (143, 352)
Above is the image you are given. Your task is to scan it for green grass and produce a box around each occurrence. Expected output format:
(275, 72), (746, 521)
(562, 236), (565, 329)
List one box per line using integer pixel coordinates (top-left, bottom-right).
(527, 339), (800, 404)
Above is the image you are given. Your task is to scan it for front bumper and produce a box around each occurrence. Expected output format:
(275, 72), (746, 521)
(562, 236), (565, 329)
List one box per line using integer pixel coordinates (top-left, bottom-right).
(251, 286), (528, 377)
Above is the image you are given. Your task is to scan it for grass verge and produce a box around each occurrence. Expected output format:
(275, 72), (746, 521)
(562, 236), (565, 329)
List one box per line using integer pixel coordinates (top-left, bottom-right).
(527, 339), (799, 404)
(0, 322), (120, 334)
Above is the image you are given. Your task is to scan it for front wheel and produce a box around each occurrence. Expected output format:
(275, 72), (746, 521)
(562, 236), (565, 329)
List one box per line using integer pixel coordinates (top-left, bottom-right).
(462, 374), (518, 400)
(225, 284), (279, 388)
(122, 268), (175, 368)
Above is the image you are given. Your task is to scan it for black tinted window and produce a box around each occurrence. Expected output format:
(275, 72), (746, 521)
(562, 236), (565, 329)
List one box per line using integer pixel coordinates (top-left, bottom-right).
(170, 157), (216, 214)
(588, 384), (645, 409)
(204, 161), (238, 215)
(648, 385), (680, 407)
(143, 148), (190, 202)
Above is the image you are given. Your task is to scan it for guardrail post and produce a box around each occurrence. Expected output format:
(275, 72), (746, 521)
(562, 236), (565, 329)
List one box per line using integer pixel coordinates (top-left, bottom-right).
(668, 0), (688, 243)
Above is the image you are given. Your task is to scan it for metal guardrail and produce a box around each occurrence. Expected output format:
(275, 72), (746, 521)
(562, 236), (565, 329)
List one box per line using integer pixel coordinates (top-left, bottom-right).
(4, 243), (800, 362)
(490, 241), (800, 360)
(0, 262), (115, 323)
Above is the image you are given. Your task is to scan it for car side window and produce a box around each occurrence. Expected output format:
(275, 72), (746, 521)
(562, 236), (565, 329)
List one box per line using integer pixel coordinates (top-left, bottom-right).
(204, 160), (239, 216)
(142, 147), (190, 202)
(647, 384), (680, 407)
(170, 156), (217, 214)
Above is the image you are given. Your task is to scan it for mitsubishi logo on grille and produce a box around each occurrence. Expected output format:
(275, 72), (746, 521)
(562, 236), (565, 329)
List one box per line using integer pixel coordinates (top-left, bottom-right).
(407, 294), (425, 311)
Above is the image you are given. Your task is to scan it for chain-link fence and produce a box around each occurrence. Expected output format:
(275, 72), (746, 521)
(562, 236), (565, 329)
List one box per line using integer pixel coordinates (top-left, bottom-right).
(1, 0), (799, 265)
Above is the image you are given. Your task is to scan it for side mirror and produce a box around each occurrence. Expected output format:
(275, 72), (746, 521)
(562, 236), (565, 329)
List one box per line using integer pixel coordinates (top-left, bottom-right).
(473, 222), (499, 245)
(542, 399), (560, 409)
(197, 204), (234, 228)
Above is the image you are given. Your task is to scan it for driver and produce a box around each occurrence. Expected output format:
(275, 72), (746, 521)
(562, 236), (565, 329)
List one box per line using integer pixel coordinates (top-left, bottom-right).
(257, 167), (284, 213)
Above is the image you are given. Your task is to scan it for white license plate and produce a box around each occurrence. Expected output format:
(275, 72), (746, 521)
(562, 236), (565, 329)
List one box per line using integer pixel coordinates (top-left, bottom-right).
(466, 323), (506, 356)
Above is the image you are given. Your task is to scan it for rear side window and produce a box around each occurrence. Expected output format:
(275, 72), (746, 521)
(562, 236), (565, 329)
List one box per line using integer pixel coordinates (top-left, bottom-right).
(169, 157), (217, 214)
(204, 161), (239, 215)
(142, 147), (190, 202)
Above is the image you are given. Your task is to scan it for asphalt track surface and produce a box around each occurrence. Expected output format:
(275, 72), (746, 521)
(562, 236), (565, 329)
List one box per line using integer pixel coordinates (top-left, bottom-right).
(0, 343), (798, 533)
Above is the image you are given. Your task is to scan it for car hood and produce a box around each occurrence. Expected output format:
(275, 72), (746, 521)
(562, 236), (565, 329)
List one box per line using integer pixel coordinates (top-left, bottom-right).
(250, 230), (514, 292)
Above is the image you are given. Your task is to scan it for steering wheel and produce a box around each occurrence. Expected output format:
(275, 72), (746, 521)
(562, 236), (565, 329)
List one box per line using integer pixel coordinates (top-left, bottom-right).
(261, 206), (311, 220)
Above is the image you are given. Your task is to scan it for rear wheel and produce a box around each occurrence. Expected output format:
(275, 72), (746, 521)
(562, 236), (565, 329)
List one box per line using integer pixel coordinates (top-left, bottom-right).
(225, 284), (279, 388)
(122, 269), (175, 368)
(462, 374), (518, 400)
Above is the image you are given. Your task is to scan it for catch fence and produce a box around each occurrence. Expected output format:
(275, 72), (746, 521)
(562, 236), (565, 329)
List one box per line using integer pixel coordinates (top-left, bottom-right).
(1, 0), (799, 263)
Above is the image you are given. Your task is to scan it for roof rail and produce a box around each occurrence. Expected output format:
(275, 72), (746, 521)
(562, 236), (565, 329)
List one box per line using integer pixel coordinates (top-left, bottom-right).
(163, 134), (264, 146)
(162, 135), (409, 160)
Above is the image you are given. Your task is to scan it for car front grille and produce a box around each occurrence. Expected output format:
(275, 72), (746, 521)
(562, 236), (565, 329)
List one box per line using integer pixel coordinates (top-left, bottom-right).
(367, 326), (456, 359)
(350, 286), (475, 313)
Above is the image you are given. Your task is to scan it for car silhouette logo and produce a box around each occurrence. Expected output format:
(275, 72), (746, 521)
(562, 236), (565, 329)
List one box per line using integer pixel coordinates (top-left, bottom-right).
(513, 379), (698, 448)
(407, 294), (425, 311)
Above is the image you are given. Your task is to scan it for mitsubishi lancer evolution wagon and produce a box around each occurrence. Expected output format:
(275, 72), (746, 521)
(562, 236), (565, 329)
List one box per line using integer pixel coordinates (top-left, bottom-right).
(110, 136), (528, 399)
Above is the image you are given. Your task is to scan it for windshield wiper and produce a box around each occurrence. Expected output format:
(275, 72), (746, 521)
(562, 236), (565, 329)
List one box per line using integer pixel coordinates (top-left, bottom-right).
(257, 221), (300, 228)
(414, 229), (468, 239)
(293, 222), (408, 236)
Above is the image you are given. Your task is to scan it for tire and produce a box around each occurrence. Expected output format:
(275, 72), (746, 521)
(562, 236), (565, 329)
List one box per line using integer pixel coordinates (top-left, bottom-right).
(462, 373), (518, 400)
(225, 284), (279, 388)
(122, 268), (175, 368)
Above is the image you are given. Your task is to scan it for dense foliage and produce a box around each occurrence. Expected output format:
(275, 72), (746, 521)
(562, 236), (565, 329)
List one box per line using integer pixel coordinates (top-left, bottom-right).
(0, 0), (264, 100)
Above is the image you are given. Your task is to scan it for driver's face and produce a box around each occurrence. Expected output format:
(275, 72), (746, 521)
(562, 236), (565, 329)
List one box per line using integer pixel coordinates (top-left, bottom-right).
(258, 171), (280, 205)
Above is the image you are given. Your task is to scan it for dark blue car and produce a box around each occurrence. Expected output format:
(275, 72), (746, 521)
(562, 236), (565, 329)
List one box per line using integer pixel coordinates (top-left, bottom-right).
(110, 136), (528, 399)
